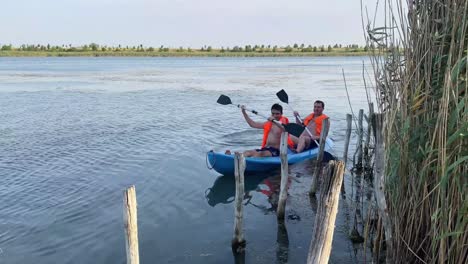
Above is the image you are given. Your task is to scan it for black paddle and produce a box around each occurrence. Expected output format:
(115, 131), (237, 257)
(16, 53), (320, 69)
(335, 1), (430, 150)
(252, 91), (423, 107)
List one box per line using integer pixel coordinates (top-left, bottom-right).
(276, 89), (289, 105)
(276, 89), (323, 147)
(217, 94), (305, 138)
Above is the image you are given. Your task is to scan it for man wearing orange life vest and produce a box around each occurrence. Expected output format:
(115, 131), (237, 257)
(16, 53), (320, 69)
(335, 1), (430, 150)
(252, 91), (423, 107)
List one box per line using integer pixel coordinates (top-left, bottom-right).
(292, 100), (329, 153)
(240, 103), (295, 157)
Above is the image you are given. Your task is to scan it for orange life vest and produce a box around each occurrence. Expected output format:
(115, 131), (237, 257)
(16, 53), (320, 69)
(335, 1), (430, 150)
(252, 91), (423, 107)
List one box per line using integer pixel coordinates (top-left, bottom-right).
(303, 113), (328, 136)
(261, 116), (295, 149)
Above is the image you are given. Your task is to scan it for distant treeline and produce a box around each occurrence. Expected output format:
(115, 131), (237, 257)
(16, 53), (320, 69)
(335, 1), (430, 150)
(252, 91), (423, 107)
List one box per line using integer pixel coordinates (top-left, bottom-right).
(0, 43), (372, 52)
(0, 43), (375, 57)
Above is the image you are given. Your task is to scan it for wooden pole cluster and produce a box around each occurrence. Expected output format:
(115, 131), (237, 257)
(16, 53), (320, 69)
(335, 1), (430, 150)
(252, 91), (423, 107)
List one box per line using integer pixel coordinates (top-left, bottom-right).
(232, 152), (246, 253)
(309, 117), (330, 195)
(306, 160), (345, 264)
(123, 185), (140, 264)
(277, 132), (289, 220)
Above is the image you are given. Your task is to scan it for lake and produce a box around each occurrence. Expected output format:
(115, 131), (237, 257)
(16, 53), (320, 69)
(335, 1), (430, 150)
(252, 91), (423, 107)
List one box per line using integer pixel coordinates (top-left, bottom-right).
(0, 57), (372, 263)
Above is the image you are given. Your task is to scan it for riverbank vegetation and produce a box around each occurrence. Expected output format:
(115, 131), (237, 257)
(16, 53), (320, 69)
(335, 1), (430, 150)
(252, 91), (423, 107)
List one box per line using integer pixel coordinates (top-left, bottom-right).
(0, 43), (373, 57)
(363, 0), (467, 262)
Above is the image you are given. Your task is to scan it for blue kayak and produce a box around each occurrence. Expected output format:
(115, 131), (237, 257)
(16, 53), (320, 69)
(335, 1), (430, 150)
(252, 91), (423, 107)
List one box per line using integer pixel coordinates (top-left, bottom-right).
(207, 138), (334, 175)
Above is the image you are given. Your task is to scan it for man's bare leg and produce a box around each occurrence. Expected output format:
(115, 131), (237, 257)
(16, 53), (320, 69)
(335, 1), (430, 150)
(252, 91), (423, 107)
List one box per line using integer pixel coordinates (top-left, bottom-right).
(258, 150), (273, 157)
(296, 136), (311, 153)
(243, 150), (256, 157)
(243, 149), (273, 157)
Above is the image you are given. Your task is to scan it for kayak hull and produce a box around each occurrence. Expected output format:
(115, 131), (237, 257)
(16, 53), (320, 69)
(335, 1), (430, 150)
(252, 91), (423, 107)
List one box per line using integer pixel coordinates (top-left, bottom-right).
(207, 138), (334, 175)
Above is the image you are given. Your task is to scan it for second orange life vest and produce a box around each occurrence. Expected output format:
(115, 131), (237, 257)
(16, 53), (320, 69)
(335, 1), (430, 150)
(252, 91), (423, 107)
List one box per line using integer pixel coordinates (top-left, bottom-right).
(303, 113), (328, 136)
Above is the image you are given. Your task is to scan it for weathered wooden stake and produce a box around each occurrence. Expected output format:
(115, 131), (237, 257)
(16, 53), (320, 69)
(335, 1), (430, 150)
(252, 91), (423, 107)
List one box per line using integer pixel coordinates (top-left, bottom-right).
(277, 132), (289, 220)
(343, 114), (352, 167)
(364, 103), (374, 171)
(307, 160), (345, 264)
(372, 113), (393, 263)
(232, 152), (246, 252)
(355, 109), (364, 170)
(309, 117), (330, 195)
(123, 185), (139, 264)
(341, 113), (352, 194)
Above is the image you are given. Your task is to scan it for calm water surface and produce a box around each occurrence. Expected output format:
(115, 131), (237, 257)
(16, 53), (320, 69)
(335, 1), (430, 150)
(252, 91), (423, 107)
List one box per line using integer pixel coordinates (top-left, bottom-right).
(0, 57), (372, 263)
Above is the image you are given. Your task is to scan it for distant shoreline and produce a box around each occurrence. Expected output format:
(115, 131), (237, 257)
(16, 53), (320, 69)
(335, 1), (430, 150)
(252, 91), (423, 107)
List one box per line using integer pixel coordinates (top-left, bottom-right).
(0, 50), (371, 58)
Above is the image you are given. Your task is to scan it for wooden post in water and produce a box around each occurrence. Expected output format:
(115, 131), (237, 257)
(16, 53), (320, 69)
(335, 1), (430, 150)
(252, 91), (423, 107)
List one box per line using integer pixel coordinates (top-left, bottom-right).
(123, 185), (139, 264)
(277, 132), (289, 220)
(232, 152), (246, 253)
(355, 109), (364, 171)
(343, 114), (352, 167)
(309, 117), (330, 196)
(364, 103), (374, 171)
(341, 113), (352, 194)
(306, 160), (345, 264)
(372, 114), (393, 262)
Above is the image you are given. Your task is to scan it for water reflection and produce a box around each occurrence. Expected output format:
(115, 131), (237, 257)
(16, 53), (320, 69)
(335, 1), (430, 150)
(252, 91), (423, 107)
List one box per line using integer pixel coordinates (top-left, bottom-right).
(207, 173), (293, 264)
(205, 172), (292, 214)
(232, 250), (245, 264)
(245, 174), (289, 214)
(205, 173), (270, 207)
(276, 221), (289, 264)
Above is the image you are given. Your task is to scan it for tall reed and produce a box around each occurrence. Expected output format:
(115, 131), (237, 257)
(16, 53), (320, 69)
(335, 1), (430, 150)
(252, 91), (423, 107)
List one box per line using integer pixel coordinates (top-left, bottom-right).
(364, 0), (467, 262)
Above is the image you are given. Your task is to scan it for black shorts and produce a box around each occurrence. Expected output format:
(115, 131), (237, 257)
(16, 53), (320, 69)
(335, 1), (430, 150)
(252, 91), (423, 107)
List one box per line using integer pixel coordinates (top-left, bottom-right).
(255, 147), (280, 157)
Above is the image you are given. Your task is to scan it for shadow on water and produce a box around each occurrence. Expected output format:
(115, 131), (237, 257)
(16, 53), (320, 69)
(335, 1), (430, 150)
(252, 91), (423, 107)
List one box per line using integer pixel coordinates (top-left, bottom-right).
(309, 194), (318, 214)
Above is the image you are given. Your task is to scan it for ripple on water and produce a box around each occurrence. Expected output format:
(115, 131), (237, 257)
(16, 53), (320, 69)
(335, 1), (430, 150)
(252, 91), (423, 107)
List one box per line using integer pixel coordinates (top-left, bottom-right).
(0, 57), (370, 264)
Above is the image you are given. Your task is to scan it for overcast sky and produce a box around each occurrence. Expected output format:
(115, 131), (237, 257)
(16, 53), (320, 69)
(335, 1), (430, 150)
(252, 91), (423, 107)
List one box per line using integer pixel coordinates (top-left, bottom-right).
(1, 0), (382, 47)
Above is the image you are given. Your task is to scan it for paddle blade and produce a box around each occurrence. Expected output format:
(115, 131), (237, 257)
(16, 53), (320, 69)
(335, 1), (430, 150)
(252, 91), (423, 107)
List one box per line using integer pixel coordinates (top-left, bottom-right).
(276, 89), (289, 104)
(283, 123), (305, 137)
(217, 94), (232, 105)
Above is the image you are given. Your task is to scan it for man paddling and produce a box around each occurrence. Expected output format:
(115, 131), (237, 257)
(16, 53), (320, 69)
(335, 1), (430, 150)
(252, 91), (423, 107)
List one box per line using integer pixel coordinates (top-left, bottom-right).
(237, 103), (294, 157)
(292, 100), (329, 153)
